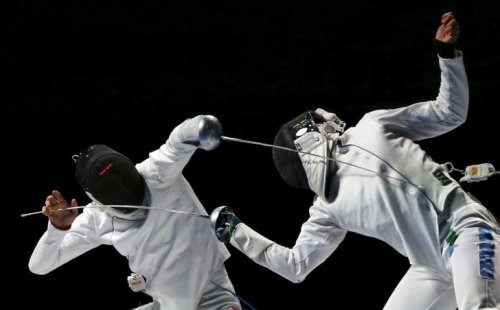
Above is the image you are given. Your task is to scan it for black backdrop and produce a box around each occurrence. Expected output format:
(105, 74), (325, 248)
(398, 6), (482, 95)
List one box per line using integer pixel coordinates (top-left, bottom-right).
(4, 1), (500, 309)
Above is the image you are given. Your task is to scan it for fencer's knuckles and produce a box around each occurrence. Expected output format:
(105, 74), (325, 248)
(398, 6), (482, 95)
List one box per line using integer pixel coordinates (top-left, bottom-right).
(198, 115), (222, 151)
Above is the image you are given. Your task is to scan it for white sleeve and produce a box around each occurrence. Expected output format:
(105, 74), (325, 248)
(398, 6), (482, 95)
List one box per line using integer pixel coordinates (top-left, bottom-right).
(28, 209), (103, 275)
(365, 54), (469, 141)
(230, 202), (347, 283)
(135, 122), (198, 189)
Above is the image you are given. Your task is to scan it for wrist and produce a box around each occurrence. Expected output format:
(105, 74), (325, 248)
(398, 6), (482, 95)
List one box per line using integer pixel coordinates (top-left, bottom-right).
(434, 39), (457, 59)
(50, 220), (71, 231)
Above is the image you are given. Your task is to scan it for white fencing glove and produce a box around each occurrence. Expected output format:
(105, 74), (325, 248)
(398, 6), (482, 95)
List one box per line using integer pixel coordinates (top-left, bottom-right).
(178, 115), (222, 151)
(314, 108), (346, 134)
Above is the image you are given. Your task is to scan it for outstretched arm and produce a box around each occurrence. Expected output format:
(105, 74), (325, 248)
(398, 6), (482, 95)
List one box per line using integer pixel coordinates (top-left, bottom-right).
(213, 202), (347, 283)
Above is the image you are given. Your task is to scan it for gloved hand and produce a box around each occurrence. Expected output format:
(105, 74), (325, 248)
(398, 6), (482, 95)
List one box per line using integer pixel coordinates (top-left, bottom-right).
(210, 206), (241, 243)
(315, 108), (338, 122)
(178, 115), (222, 151)
(198, 115), (222, 150)
(314, 108), (346, 134)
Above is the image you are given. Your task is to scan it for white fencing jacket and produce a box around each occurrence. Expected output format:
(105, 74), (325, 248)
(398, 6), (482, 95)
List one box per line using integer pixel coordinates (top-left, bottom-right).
(29, 125), (230, 310)
(230, 54), (497, 283)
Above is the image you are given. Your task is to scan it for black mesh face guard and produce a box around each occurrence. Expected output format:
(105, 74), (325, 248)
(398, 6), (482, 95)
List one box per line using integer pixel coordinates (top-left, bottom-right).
(272, 111), (323, 190)
(74, 145), (145, 210)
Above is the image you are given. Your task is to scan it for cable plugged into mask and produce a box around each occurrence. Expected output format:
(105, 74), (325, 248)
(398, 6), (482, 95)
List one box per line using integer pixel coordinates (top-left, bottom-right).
(442, 162), (499, 183)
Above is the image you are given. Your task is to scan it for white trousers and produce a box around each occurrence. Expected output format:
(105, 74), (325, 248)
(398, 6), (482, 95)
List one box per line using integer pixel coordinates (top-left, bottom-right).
(384, 226), (500, 310)
(132, 263), (241, 310)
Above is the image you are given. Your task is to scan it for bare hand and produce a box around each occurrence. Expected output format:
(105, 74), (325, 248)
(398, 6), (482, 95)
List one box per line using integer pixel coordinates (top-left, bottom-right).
(42, 190), (78, 230)
(436, 12), (459, 44)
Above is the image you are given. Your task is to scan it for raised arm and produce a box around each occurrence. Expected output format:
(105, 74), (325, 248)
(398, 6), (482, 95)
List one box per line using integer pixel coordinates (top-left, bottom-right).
(365, 12), (468, 141)
(136, 115), (222, 188)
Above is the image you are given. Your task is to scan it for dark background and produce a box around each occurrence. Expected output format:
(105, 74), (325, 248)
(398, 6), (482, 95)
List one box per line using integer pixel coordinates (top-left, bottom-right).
(3, 0), (500, 309)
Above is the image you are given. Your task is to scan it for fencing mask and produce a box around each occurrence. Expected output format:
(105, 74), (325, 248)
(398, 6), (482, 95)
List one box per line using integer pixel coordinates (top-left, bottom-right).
(74, 144), (145, 213)
(272, 109), (345, 192)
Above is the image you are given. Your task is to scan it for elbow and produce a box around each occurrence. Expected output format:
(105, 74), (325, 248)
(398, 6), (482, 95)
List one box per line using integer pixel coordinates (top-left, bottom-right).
(454, 99), (469, 126)
(286, 273), (307, 284)
(29, 265), (49, 275)
(436, 102), (468, 128)
(435, 87), (469, 127)
(447, 113), (467, 129)
(452, 107), (468, 128)
(258, 246), (312, 284)
(31, 270), (50, 276)
(274, 257), (309, 284)
(28, 259), (50, 275)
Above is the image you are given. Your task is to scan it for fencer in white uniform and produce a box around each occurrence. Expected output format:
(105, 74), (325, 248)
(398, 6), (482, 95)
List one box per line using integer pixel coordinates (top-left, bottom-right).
(213, 12), (500, 309)
(29, 115), (242, 310)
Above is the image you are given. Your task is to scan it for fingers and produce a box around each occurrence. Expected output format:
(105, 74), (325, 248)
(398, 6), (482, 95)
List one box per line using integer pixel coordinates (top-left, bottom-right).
(52, 190), (67, 204)
(44, 190), (75, 217)
(46, 190), (68, 208)
(42, 205), (50, 217)
(42, 200), (59, 215)
(42, 204), (60, 217)
(449, 19), (459, 34)
(441, 12), (459, 32)
(441, 12), (454, 24)
(70, 199), (79, 215)
(446, 22), (459, 42)
(46, 195), (58, 207)
(436, 12), (459, 44)
(41, 191), (79, 227)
